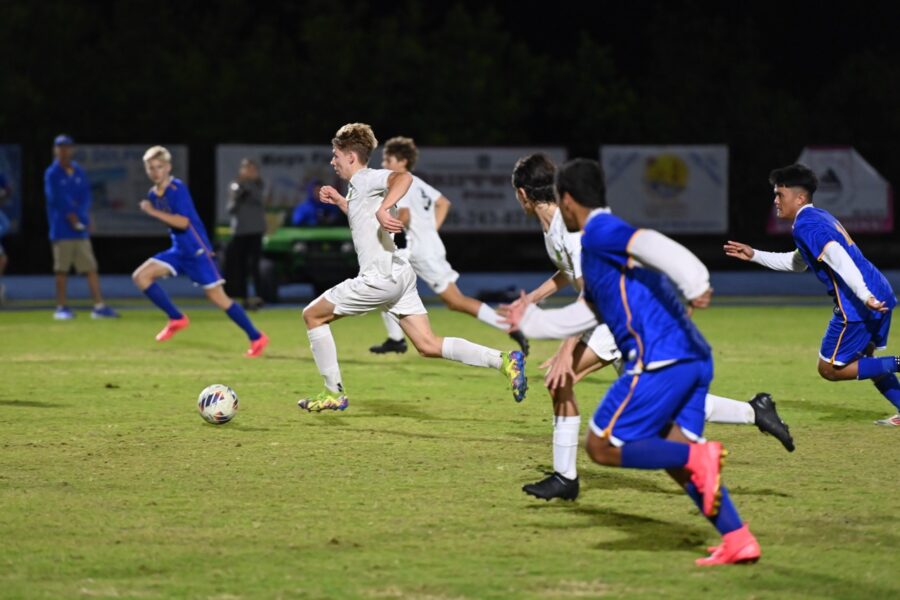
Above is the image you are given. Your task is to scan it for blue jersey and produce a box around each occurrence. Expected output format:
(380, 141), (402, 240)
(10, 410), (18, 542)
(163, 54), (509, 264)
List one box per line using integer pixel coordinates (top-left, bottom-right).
(44, 160), (91, 241)
(148, 178), (213, 256)
(793, 205), (896, 322)
(580, 210), (711, 371)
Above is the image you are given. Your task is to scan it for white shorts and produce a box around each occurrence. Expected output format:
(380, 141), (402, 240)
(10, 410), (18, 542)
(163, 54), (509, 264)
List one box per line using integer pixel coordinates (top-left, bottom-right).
(322, 263), (427, 317)
(581, 325), (621, 362)
(409, 252), (459, 294)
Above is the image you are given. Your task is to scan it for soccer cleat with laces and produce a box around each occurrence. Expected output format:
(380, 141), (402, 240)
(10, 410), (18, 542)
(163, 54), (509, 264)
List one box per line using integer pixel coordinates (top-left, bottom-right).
(508, 330), (530, 356)
(522, 472), (579, 501)
(695, 524), (761, 566)
(501, 350), (527, 402)
(369, 337), (408, 354)
(155, 316), (190, 341)
(687, 441), (726, 517)
(297, 389), (349, 412)
(245, 333), (269, 358)
(749, 393), (794, 452)
(875, 413), (900, 426)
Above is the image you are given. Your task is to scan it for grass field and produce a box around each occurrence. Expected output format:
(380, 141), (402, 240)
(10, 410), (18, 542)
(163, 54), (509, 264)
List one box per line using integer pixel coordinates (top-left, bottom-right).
(1, 303), (899, 599)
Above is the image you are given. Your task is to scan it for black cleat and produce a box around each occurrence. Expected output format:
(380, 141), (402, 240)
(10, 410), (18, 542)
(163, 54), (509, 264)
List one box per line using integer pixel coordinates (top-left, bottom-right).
(749, 392), (795, 452)
(522, 472), (579, 501)
(369, 337), (408, 354)
(509, 330), (530, 356)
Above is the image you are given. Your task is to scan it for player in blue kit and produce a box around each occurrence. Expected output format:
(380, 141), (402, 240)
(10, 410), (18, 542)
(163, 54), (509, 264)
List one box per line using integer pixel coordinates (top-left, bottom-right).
(132, 146), (269, 357)
(725, 163), (900, 425)
(557, 159), (760, 566)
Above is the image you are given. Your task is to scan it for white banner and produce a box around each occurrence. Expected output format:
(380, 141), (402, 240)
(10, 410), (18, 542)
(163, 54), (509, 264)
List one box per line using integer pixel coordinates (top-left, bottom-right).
(601, 145), (729, 233)
(215, 145), (336, 226)
(72, 144), (189, 237)
(767, 147), (893, 233)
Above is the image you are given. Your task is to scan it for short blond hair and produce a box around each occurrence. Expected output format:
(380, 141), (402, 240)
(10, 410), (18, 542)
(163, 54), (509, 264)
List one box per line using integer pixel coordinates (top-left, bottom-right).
(143, 145), (172, 163)
(332, 123), (377, 164)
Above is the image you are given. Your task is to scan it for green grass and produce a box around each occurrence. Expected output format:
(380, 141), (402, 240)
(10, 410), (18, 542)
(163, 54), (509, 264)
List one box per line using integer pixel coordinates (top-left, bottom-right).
(1, 305), (899, 599)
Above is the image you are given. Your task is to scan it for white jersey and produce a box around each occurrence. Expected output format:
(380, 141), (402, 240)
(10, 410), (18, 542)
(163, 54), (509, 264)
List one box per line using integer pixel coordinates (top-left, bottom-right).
(543, 208), (582, 282)
(346, 168), (403, 278)
(397, 174), (447, 257)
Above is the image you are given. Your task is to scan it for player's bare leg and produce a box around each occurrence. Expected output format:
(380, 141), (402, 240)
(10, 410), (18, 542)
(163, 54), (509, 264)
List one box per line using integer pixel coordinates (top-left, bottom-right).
(299, 297), (347, 411)
(439, 282), (529, 355)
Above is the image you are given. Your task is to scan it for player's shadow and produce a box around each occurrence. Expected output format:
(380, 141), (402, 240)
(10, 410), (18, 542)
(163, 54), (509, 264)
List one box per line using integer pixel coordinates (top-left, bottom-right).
(799, 402), (882, 422)
(553, 504), (708, 552)
(0, 399), (64, 409)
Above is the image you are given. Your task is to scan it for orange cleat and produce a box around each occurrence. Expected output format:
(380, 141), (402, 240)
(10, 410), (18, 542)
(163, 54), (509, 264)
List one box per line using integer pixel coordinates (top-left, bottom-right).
(696, 524), (760, 566)
(687, 441), (727, 517)
(155, 316), (190, 342)
(246, 333), (269, 358)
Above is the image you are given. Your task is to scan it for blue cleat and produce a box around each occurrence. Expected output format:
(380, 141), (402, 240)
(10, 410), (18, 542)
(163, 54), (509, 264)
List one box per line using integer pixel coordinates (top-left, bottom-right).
(53, 306), (75, 320)
(91, 305), (120, 319)
(501, 350), (527, 403)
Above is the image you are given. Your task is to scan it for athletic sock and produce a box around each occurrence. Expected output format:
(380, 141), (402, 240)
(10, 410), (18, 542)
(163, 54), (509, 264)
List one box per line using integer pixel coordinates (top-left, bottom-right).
(381, 311), (404, 341)
(225, 302), (261, 340)
(873, 374), (900, 410)
(143, 282), (183, 319)
(704, 394), (755, 424)
(308, 324), (343, 393)
(441, 337), (503, 369)
(857, 356), (900, 380)
(620, 438), (690, 470)
(476, 303), (506, 330)
(553, 415), (581, 479)
(685, 482), (743, 535)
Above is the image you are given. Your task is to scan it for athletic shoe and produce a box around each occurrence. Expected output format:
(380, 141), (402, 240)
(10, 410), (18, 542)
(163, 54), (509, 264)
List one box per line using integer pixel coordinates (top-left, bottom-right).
(91, 305), (120, 319)
(687, 441), (726, 517)
(875, 413), (900, 426)
(749, 393), (794, 452)
(522, 472), (579, 501)
(53, 306), (75, 320)
(297, 389), (349, 412)
(695, 524), (761, 566)
(501, 350), (527, 403)
(155, 316), (190, 341)
(508, 330), (530, 356)
(369, 337), (408, 354)
(245, 333), (269, 358)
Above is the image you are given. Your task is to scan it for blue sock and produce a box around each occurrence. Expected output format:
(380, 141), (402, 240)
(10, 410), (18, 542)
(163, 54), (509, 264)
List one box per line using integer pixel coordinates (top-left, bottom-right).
(620, 438), (690, 470)
(874, 374), (900, 410)
(857, 356), (899, 380)
(143, 283), (182, 319)
(225, 302), (261, 341)
(685, 482), (743, 535)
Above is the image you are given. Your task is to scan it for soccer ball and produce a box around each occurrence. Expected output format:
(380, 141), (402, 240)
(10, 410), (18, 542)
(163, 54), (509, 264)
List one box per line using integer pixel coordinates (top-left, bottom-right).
(197, 384), (239, 424)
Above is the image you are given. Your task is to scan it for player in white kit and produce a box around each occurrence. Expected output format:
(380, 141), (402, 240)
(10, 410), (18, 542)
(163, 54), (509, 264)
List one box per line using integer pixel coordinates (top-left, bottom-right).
(505, 154), (794, 501)
(368, 136), (529, 356)
(297, 124), (527, 412)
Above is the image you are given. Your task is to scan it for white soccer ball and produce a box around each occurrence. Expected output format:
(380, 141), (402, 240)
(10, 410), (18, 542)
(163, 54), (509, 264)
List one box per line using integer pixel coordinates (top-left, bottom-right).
(197, 384), (239, 424)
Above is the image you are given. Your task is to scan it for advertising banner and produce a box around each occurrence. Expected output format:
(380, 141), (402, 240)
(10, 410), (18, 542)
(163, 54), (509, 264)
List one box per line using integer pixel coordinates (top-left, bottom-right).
(601, 145), (729, 233)
(0, 145), (22, 235)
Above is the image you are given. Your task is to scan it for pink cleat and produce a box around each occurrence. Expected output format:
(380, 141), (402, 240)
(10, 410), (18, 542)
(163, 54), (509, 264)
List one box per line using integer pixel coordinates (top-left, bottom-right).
(246, 333), (269, 358)
(696, 524), (761, 566)
(156, 316), (190, 342)
(687, 441), (727, 517)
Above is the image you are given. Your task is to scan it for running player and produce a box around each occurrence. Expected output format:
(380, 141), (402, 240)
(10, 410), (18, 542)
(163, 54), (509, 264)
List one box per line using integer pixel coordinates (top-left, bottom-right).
(725, 163), (899, 426)
(560, 158), (761, 566)
(368, 136), (529, 356)
(507, 154), (793, 502)
(132, 146), (269, 357)
(298, 123), (526, 412)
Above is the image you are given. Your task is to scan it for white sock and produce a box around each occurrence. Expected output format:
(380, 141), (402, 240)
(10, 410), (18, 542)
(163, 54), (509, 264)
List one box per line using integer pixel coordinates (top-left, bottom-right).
(381, 311), (404, 341)
(553, 415), (581, 479)
(476, 303), (506, 331)
(441, 337), (502, 369)
(308, 325), (343, 394)
(705, 393), (755, 424)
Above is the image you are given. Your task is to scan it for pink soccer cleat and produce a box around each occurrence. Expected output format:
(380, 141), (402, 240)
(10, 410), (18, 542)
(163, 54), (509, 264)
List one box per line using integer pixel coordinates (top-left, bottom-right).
(156, 316), (190, 342)
(687, 441), (727, 517)
(245, 333), (269, 358)
(696, 524), (761, 566)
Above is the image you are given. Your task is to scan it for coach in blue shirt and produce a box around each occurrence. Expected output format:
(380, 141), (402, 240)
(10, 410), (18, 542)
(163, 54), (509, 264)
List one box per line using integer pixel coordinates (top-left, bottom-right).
(44, 134), (117, 319)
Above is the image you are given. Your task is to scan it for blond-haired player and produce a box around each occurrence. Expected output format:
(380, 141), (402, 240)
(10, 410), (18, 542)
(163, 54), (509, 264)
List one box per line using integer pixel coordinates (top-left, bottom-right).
(297, 124), (526, 411)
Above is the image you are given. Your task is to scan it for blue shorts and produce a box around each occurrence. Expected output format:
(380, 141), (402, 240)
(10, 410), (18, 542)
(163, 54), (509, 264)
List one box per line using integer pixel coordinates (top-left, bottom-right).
(151, 248), (224, 289)
(590, 358), (712, 446)
(820, 312), (892, 366)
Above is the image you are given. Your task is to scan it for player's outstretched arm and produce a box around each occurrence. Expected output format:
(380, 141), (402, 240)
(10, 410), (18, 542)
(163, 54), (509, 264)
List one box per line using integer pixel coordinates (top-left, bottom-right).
(319, 185), (349, 214)
(723, 240), (755, 261)
(139, 199), (189, 229)
(726, 239), (808, 273)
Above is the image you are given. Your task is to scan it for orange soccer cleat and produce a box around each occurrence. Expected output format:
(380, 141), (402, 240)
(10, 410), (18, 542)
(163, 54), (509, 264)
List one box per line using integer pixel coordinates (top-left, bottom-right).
(155, 316), (190, 342)
(696, 524), (761, 566)
(687, 441), (727, 517)
(245, 332), (269, 358)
